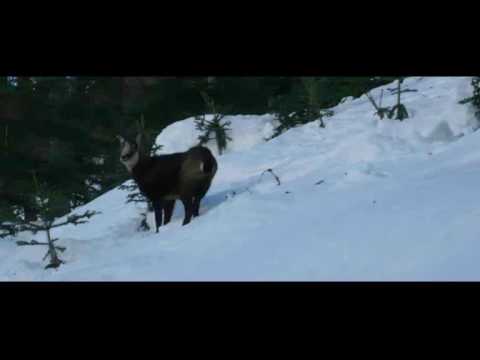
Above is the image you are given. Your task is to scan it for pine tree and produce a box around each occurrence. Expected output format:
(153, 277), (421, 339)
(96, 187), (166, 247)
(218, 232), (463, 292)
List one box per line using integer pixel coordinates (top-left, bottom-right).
(1, 172), (100, 269)
(459, 77), (480, 123)
(366, 77), (411, 121)
(301, 77), (335, 128)
(2, 76), (402, 225)
(471, 77), (480, 120)
(269, 77), (334, 138)
(194, 91), (232, 155)
(387, 78), (409, 121)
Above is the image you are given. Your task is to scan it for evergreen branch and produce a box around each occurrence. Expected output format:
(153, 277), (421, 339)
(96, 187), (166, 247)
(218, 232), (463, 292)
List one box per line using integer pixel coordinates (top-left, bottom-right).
(459, 96), (474, 105)
(17, 239), (47, 246)
(16, 239), (65, 252)
(12, 221), (45, 233)
(36, 210), (101, 229)
(0, 223), (17, 238)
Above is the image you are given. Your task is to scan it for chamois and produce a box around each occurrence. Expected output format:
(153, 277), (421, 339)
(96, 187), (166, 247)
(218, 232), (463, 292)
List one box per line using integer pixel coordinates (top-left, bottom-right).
(117, 133), (217, 231)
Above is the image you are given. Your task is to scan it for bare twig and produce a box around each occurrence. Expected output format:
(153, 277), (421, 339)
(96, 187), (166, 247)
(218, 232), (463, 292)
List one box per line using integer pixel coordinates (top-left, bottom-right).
(42, 250), (50, 261)
(260, 169), (281, 186)
(365, 91), (390, 120)
(387, 87), (418, 94)
(397, 79), (401, 107)
(365, 92), (380, 112)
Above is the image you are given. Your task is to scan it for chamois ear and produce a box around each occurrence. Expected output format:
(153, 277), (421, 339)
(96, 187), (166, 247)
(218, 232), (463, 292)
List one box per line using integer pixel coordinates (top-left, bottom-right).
(116, 135), (126, 145)
(135, 133), (143, 148)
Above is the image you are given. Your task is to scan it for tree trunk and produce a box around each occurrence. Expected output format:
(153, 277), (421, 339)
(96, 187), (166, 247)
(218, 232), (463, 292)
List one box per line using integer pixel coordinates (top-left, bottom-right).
(45, 227), (62, 269)
(23, 204), (38, 222)
(397, 79), (401, 107)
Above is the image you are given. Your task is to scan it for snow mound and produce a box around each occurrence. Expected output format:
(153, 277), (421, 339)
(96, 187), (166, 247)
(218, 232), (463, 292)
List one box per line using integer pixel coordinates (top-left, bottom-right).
(155, 114), (277, 156)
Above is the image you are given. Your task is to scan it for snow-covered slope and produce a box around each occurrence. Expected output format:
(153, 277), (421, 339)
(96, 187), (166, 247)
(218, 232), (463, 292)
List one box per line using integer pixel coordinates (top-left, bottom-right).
(2, 77), (479, 281)
(155, 113), (278, 156)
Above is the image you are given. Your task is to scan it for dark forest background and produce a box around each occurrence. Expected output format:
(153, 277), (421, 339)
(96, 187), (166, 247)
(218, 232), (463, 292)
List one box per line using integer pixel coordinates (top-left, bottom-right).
(0, 76), (395, 222)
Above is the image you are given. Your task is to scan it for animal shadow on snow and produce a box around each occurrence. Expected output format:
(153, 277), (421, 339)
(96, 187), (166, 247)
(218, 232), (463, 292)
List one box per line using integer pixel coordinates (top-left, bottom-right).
(158, 187), (249, 226)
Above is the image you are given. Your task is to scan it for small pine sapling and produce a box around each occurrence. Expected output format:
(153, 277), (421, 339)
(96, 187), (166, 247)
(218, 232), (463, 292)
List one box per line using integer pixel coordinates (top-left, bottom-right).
(269, 77), (334, 138)
(9, 172), (100, 269)
(119, 180), (154, 231)
(194, 91), (232, 155)
(118, 115), (161, 231)
(366, 78), (411, 121)
(459, 77), (480, 121)
(365, 89), (390, 119)
(387, 78), (409, 121)
(301, 77), (334, 128)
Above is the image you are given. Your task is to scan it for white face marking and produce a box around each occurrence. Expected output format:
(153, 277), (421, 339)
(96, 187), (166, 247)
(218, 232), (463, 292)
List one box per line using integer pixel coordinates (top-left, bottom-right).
(119, 141), (140, 173)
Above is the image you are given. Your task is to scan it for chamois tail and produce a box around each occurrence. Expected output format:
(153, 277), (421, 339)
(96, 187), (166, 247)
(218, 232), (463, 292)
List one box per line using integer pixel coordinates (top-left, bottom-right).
(201, 151), (216, 174)
(188, 146), (217, 176)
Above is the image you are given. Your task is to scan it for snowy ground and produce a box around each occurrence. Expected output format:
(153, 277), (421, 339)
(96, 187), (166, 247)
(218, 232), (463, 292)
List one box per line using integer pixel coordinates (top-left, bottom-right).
(1, 77), (479, 281)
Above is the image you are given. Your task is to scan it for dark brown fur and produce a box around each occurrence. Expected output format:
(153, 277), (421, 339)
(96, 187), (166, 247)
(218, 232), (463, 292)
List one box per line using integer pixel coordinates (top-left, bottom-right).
(128, 144), (217, 230)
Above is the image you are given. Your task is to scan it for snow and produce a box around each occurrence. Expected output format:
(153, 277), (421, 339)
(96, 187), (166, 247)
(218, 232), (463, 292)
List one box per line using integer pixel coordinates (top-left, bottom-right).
(155, 114), (278, 156)
(1, 76), (479, 281)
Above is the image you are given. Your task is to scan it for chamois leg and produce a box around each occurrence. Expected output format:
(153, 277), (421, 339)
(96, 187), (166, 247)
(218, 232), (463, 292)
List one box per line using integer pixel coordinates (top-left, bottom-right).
(193, 185), (209, 217)
(181, 197), (194, 226)
(163, 200), (175, 225)
(152, 200), (164, 232)
(192, 197), (201, 217)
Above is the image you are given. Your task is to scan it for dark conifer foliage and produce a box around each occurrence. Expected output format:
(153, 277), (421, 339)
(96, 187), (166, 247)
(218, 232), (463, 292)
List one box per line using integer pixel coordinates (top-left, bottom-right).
(0, 172), (99, 268)
(0, 76), (398, 225)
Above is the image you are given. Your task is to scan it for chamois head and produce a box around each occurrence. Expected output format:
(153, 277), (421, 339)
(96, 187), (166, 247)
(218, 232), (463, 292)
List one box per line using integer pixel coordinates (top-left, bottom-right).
(116, 133), (142, 173)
